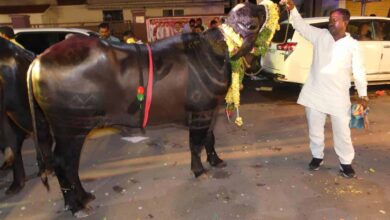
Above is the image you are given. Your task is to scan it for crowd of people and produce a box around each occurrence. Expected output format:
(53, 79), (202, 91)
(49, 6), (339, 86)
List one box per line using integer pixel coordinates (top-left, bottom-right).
(147, 16), (224, 42)
(97, 17), (223, 45)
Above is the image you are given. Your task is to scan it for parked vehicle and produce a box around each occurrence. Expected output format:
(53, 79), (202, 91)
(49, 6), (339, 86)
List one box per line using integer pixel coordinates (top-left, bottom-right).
(14, 28), (99, 54)
(261, 16), (390, 85)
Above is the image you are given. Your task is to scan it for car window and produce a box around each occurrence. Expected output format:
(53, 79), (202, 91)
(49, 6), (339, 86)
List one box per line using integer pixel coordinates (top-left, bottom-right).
(15, 31), (82, 54)
(271, 22), (295, 43)
(372, 20), (389, 41)
(271, 21), (328, 44)
(87, 32), (100, 38)
(348, 20), (373, 41)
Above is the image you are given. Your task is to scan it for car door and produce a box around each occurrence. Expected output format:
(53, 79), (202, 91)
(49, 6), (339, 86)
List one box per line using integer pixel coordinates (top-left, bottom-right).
(348, 19), (381, 82)
(373, 19), (390, 81)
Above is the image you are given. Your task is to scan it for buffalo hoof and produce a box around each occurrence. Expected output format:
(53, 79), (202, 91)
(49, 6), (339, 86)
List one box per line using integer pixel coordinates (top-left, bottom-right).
(74, 206), (95, 218)
(0, 161), (12, 170)
(1, 147), (14, 170)
(5, 182), (25, 195)
(193, 168), (208, 178)
(82, 192), (96, 206)
(37, 166), (55, 177)
(208, 157), (227, 168)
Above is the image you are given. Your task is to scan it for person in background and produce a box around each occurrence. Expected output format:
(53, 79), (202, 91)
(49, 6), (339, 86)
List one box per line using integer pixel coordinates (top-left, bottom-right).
(373, 22), (385, 41)
(98, 22), (120, 43)
(193, 25), (204, 33)
(0, 26), (24, 48)
(183, 18), (196, 33)
(283, 0), (368, 178)
(195, 17), (208, 31)
(357, 23), (371, 41)
(209, 20), (219, 29)
(122, 30), (136, 43)
(173, 22), (183, 35)
(123, 30), (143, 44)
(213, 17), (221, 26)
(220, 17), (225, 25)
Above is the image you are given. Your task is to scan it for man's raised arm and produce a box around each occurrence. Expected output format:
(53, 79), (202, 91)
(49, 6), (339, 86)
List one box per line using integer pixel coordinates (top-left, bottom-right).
(280, 0), (323, 44)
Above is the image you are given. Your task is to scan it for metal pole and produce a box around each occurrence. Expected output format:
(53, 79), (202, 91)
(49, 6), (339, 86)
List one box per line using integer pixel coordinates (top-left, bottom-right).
(361, 0), (366, 16)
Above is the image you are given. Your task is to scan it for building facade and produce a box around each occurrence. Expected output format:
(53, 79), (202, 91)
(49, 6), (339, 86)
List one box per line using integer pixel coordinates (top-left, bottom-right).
(0, 0), (388, 41)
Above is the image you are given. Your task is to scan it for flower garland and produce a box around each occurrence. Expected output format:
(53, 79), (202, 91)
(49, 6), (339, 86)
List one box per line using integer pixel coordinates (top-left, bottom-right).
(224, 0), (280, 126)
(253, 0), (280, 57)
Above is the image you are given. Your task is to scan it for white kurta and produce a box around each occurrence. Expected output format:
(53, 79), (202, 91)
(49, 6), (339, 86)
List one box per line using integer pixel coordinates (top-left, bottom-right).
(291, 8), (367, 117)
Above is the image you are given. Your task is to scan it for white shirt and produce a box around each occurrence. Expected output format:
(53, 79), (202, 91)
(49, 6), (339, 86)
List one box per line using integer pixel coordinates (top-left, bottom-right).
(291, 8), (367, 116)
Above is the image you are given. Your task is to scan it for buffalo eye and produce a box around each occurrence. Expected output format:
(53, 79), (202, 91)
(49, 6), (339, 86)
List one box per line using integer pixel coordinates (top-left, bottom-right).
(246, 24), (258, 30)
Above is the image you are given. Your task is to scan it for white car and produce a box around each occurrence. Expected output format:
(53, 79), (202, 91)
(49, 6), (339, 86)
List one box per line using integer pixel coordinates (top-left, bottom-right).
(14, 27), (99, 54)
(261, 16), (390, 85)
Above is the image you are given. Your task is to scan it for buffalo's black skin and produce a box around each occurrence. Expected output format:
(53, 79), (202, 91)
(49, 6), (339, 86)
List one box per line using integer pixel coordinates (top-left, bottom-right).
(0, 37), (53, 194)
(29, 2), (266, 215)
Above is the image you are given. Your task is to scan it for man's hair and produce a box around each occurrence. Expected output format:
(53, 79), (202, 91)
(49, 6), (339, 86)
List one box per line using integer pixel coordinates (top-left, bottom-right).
(330, 8), (350, 22)
(123, 30), (134, 37)
(210, 20), (218, 26)
(98, 22), (110, 29)
(195, 25), (204, 32)
(0, 26), (15, 39)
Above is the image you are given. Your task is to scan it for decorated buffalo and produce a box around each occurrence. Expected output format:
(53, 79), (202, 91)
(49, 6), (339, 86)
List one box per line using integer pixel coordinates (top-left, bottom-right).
(0, 37), (52, 194)
(28, 2), (268, 217)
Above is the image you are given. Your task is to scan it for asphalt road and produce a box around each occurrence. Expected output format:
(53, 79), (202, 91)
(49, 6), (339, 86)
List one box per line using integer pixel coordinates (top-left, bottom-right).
(0, 78), (389, 220)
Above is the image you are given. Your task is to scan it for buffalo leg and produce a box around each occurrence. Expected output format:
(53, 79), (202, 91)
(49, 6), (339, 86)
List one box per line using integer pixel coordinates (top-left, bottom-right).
(0, 121), (14, 170)
(53, 134), (95, 214)
(189, 128), (207, 177)
(205, 131), (226, 168)
(5, 118), (28, 194)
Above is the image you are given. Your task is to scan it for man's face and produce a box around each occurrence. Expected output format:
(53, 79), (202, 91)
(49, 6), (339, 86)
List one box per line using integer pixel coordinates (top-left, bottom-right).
(328, 11), (347, 36)
(99, 27), (110, 39)
(174, 23), (182, 31)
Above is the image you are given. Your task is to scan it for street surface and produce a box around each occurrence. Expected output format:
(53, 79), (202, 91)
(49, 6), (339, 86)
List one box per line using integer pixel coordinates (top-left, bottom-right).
(0, 78), (389, 220)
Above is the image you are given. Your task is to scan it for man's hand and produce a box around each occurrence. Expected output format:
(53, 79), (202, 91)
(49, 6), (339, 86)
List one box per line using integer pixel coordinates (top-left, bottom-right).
(359, 96), (369, 110)
(279, 0), (295, 11)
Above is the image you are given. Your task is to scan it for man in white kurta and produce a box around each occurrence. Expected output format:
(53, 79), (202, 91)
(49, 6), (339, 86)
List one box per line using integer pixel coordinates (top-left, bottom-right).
(285, 0), (368, 178)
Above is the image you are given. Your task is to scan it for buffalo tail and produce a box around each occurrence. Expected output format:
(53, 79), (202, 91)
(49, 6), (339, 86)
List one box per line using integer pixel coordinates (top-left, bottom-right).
(27, 61), (50, 192)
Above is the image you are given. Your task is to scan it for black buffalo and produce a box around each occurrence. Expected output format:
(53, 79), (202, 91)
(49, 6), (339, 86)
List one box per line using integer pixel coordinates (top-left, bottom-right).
(0, 37), (52, 194)
(28, 2), (266, 216)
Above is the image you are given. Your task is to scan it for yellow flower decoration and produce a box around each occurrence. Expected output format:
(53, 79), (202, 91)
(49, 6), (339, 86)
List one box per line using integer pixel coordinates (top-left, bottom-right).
(220, 24), (243, 56)
(253, 0), (280, 56)
(223, 0), (280, 126)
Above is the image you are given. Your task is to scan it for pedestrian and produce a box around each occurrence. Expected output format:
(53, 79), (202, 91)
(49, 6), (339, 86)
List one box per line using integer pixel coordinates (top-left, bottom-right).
(98, 22), (120, 43)
(0, 26), (24, 48)
(209, 20), (219, 29)
(173, 21), (183, 35)
(123, 30), (143, 44)
(195, 17), (208, 31)
(183, 18), (195, 33)
(283, 0), (368, 178)
(193, 25), (204, 33)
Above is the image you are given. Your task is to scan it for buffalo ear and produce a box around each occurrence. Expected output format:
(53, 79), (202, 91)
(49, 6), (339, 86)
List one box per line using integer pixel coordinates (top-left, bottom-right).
(257, 5), (267, 32)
